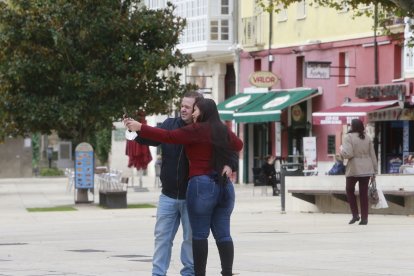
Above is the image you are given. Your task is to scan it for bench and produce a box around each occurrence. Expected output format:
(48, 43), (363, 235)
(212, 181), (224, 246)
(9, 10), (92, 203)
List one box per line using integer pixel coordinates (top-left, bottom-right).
(99, 190), (127, 208)
(97, 171), (128, 209)
(288, 189), (414, 207)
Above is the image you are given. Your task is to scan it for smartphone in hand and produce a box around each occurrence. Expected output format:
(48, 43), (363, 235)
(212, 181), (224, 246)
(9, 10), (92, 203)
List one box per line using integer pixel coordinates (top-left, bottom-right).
(122, 107), (128, 120)
(123, 107), (133, 133)
(221, 172), (228, 185)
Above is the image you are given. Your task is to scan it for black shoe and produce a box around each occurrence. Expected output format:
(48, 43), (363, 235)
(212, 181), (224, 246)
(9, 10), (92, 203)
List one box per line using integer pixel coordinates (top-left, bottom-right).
(359, 220), (368, 225)
(349, 217), (360, 224)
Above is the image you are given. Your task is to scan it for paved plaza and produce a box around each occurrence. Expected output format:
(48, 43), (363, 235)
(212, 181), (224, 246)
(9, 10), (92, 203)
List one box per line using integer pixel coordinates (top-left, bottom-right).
(1, 177), (414, 276)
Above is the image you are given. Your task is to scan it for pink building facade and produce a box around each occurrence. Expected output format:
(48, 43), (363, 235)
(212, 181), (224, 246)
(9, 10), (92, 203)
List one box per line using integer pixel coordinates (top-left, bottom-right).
(235, 33), (414, 179)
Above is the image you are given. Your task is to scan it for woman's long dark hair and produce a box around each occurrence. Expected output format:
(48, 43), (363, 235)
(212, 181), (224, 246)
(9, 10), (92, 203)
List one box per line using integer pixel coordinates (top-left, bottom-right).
(348, 118), (365, 139)
(194, 98), (234, 177)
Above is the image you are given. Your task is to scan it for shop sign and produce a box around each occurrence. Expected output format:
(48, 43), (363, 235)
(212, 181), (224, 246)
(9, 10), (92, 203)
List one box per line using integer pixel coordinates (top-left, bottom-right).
(368, 108), (414, 121)
(291, 104), (306, 123)
(249, 71), (279, 88)
(355, 83), (411, 99)
(401, 108), (414, 120)
(317, 115), (360, 125)
(305, 62), (331, 79)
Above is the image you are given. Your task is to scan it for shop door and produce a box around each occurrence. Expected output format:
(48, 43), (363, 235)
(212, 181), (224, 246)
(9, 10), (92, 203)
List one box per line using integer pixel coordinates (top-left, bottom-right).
(253, 123), (269, 168)
(288, 102), (309, 163)
(243, 123), (271, 183)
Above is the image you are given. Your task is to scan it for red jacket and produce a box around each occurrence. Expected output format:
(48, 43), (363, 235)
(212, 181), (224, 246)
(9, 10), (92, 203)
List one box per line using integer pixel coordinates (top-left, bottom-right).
(140, 123), (243, 178)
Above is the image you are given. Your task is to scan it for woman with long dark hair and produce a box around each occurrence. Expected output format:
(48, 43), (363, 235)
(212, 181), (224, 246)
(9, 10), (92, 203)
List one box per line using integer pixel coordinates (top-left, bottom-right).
(125, 98), (243, 276)
(340, 119), (377, 225)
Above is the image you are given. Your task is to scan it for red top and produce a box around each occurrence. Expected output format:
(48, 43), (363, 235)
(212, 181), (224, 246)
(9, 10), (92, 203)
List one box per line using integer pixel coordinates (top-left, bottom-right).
(140, 123), (243, 178)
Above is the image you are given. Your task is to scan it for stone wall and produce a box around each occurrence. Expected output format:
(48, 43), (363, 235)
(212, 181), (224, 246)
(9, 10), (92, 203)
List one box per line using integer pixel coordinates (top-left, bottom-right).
(0, 137), (33, 178)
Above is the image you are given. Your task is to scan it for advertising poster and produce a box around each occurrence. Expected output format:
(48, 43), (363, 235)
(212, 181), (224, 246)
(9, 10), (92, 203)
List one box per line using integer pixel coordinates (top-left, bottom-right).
(303, 137), (317, 170)
(74, 143), (94, 189)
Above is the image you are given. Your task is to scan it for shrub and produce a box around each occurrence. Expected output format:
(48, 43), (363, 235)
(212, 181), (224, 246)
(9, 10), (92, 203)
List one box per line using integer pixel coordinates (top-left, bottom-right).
(40, 167), (64, 176)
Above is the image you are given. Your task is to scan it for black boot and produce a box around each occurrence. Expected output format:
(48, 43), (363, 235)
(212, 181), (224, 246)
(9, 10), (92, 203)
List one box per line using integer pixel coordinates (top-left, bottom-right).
(216, 241), (234, 276)
(193, 239), (208, 276)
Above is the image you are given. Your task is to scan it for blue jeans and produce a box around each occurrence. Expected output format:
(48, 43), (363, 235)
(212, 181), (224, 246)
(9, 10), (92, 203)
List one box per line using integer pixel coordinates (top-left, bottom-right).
(186, 175), (235, 242)
(152, 194), (194, 276)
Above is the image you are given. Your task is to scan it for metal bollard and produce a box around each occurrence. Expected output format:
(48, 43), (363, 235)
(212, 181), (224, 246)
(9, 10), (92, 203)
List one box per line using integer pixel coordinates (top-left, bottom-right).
(280, 163), (304, 212)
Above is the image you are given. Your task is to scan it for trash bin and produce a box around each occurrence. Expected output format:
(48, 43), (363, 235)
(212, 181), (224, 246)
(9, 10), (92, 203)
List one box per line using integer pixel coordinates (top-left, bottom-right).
(280, 163), (304, 212)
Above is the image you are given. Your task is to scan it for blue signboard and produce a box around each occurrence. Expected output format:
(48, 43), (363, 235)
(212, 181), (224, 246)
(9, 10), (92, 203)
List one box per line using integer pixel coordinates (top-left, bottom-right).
(75, 143), (94, 189)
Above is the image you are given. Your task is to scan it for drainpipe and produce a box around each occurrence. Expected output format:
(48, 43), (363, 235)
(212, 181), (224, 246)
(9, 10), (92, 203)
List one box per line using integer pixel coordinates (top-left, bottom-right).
(232, 0), (244, 184)
(268, 1), (273, 72)
(374, 1), (379, 85)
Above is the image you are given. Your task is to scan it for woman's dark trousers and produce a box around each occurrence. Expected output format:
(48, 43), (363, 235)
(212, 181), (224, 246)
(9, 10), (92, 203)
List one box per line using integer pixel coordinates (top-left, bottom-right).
(346, 176), (370, 221)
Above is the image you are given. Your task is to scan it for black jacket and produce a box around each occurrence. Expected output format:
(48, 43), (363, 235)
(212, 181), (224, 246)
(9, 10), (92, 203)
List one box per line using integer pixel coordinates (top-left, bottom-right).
(134, 117), (239, 200)
(134, 117), (189, 199)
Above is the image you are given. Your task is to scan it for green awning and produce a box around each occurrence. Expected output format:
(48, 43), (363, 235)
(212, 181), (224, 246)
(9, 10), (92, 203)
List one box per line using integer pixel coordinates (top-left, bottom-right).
(234, 89), (319, 123)
(217, 93), (266, 121)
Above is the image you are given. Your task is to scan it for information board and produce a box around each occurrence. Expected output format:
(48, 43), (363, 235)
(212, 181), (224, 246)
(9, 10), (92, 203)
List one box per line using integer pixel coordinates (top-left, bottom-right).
(75, 143), (94, 189)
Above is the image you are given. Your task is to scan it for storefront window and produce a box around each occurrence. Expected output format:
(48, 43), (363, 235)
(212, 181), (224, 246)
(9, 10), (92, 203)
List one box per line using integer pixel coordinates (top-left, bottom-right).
(327, 135), (336, 154)
(381, 121), (404, 174)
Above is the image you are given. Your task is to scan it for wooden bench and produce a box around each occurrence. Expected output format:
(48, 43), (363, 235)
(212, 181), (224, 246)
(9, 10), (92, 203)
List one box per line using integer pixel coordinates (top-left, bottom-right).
(288, 189), (414, 207)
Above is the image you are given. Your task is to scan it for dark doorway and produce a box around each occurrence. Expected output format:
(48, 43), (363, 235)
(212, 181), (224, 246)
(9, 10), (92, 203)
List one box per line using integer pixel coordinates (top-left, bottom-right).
(225, 64), (235, 99)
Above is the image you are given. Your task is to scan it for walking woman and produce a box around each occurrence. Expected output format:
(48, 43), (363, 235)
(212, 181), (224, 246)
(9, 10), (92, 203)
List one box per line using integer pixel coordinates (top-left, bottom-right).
(340, 119), (378, 225)
(125, 98), (243, 276)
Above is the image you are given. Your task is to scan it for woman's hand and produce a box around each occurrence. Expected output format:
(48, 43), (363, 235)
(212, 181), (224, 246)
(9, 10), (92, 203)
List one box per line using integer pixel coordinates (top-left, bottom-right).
(222, 165), (233, 177)
(124, 118), (142, 132)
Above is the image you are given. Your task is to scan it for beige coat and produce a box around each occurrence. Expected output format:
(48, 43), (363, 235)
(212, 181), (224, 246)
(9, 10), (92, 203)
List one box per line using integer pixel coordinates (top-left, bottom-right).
(340, 132), (378, 177)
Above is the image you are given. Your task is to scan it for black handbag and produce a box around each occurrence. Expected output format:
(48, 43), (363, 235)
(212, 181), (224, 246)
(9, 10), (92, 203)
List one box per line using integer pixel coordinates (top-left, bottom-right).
(368, 178), (379, 205)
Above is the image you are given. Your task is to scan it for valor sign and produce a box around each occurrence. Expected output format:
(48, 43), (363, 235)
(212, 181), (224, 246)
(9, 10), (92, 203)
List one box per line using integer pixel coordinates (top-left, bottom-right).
(249, 71), (279, 88)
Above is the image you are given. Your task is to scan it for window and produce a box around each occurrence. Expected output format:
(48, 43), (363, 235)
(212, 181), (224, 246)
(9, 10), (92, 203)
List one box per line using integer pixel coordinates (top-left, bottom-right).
(221, 0), (229, 15)
(254, 59), (262, 71)
(210, 0), (231, 15)
(296, 56), (304, 87)
(336, 0), (348, 13)
(145, 0), (166, 9)
(210, 20), (218, 40)
(277, 5), (288, 22)
(297, 0), (306, 20)
(404, 18), (414, 76)
(394, 44), (403, 79)
(405, 45), (414, 73)
(221, 20), (229, 40)
(327, 135), (336, 154)
(210, 19), (229, 41)
(338, 52), (349, 85)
